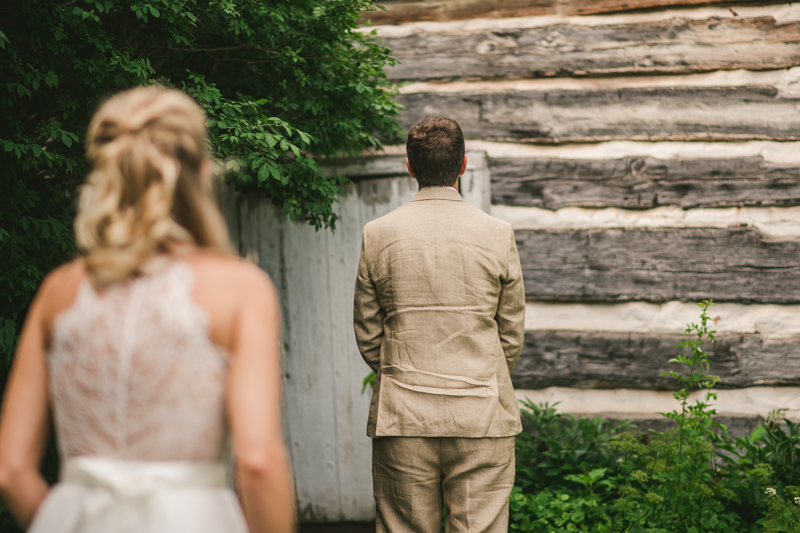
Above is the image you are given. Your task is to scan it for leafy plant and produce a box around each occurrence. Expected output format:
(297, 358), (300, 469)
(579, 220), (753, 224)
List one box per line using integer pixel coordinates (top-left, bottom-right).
(731, 409), (800, 526)
(608, 300), (745, 532)
(515, 400), (630, 494)
(738, 410), (800, 489)
(751, 464), (800, 533)
(361, 371), (376, 394)
(509, 485), (613, 532)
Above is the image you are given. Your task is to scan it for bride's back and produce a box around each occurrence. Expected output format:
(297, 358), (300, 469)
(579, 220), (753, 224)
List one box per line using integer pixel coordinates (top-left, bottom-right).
(47, 87), (237, 461)
(50, 259), (228, 461)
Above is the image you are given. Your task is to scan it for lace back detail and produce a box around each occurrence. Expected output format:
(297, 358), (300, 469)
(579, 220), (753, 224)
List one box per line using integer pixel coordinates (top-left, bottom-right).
(49, 261), (228, 461)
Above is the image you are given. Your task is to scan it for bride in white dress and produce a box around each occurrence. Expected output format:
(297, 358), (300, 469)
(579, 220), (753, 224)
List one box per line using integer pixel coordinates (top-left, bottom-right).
(0, 87), (294, 533)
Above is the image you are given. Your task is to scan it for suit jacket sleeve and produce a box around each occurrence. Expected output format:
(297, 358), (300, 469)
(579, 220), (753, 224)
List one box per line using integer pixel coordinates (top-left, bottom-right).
(496, 223), (526, 372)
(353, 226), (384, 373)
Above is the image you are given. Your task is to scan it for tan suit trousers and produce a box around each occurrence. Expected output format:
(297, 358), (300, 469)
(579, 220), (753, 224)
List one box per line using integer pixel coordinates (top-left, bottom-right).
(372, 436), (515, 533)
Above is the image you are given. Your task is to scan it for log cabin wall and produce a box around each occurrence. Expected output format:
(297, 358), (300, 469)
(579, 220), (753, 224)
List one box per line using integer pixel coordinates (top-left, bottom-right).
(224, 0), (800, 523)
(363, 1), (800, 429)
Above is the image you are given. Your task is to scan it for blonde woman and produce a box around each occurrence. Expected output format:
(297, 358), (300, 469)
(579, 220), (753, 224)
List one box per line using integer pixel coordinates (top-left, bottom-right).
(0, 87), (294, 533)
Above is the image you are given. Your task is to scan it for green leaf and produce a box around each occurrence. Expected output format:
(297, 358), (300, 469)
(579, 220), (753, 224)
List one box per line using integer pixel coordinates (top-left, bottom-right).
(61, 131), (73, 147)
(270, 165), (282, 181)
(257, 165), (269, 182)
(0, 29), (9, 49)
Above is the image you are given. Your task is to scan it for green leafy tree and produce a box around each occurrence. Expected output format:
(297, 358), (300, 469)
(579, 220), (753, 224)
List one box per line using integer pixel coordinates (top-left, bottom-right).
(0, 3), (400, 528)
(0, 0), (402, 369)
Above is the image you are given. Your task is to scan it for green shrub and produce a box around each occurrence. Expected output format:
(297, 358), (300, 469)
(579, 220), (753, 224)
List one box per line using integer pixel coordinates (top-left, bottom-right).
(510, 485), (614, 532)
(749, 464), (800, 533)
(515, 400), (630, 494)
(607, 301), (746, 532)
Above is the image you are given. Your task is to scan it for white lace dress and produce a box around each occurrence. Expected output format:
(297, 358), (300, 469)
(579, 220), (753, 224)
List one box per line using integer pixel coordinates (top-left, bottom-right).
(28, 261), (249, 533)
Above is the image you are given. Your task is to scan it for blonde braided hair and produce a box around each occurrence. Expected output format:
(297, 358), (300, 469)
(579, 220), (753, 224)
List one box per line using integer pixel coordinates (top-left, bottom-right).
(76, 86), (232, 286)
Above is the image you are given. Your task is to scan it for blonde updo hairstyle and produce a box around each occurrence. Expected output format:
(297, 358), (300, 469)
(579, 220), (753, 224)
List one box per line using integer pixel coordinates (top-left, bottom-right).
(76, 86), (232, 286)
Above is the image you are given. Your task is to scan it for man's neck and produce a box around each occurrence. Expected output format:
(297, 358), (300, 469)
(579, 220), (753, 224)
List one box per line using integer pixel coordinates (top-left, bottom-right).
(418, 184), (459, 193)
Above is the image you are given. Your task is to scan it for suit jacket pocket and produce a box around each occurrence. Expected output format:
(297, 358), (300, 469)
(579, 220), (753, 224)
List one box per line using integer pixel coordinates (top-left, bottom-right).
(375, 372), (502, 437)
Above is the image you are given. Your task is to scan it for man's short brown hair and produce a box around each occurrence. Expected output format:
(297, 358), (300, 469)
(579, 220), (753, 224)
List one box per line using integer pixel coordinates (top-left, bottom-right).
(406, 116), (465, 187)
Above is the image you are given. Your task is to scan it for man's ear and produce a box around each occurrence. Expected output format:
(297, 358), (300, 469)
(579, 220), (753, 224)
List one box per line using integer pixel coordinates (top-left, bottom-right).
(459, 155), (468, 176)
(406, 158), (417, 180)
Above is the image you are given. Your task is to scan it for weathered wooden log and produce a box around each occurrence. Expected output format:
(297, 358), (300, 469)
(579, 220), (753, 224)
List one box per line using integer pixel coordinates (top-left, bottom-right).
(512, 330), (800, 390)
(491, 156), (800, 209)
(624, 415), (765, 439)
(564, 0), (786, 15)
(365, 0), (787, 24)
(398, 86), (800, 143)
(518, 412), (764, 439)
(516, 227), (800, 303)
(366, 0), (553, 24)
(383, 17), (800, 81)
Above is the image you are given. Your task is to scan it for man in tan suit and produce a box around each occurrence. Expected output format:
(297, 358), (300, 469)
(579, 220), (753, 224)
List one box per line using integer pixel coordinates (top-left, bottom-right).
(353, 116), (526, 533)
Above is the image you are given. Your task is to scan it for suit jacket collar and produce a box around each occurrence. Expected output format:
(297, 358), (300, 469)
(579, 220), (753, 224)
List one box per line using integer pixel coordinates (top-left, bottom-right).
(411, 187), (464, 202)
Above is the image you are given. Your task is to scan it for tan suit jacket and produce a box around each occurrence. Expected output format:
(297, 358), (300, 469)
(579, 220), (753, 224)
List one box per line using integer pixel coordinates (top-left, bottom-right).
(354, 187), (525, 438)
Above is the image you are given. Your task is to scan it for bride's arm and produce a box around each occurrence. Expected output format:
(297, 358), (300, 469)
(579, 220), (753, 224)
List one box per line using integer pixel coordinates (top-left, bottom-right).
(227, 267), (295, 533)
(0, 278), (53, 528)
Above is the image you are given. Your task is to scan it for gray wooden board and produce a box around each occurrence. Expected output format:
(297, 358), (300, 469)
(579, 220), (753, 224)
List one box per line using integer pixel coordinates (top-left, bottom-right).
(623, 415), (764, 440)
(397, 86), (800, 143)
(512, 330), (800, 390)
(281, 219), (344, 521)
(490, 156), (800, 209)
(516, 227), (800, 303)
(364, 0), (787, 23)
(383, 17), (800, 81)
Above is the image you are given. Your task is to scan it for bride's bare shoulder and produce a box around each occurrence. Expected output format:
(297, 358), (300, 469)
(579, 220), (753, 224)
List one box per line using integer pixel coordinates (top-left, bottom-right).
(35, 259), (87, 329)
(43, 259), (87, 288)
(182, 252), (277, 304)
